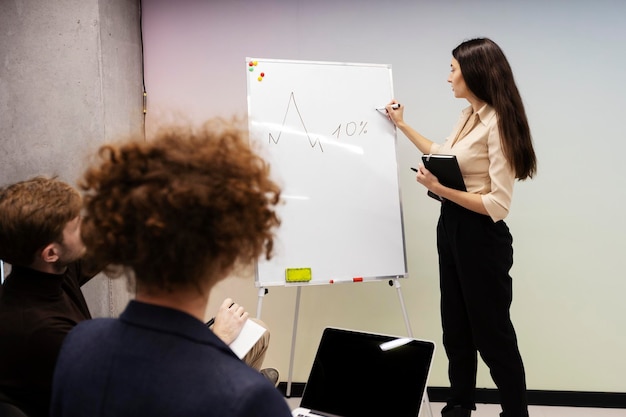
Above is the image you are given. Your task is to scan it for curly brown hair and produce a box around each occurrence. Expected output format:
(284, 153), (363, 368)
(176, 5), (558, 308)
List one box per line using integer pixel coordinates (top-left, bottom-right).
(80, 118), (281, 292)
(0, 176), (82, 266)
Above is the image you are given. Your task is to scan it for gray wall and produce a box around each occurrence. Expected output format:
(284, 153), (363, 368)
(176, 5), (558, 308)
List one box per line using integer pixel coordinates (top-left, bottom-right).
(0, 0), (143, 317)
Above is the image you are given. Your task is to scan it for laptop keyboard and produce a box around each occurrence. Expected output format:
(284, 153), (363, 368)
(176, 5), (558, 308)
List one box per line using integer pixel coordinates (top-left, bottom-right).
(293, 411), (326, 417)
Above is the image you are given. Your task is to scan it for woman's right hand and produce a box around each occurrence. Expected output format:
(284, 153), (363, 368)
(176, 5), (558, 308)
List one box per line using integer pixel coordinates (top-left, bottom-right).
(384, 100), (434, 155)
(385, 100), (404, 126)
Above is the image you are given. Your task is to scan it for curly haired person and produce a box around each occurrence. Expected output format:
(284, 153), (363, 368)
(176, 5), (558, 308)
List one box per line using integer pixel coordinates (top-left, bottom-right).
(50, 118), (291, 417)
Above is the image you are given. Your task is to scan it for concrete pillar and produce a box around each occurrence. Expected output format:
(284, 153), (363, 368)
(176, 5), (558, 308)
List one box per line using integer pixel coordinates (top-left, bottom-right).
(0, 0), (144, 317)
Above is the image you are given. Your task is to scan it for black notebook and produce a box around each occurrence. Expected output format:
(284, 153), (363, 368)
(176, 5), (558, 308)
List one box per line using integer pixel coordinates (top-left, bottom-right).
(421, 154), (466, 202)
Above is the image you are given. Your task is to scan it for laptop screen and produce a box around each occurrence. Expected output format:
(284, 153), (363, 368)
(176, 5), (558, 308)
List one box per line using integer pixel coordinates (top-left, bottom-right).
(299, 327), (435, 417)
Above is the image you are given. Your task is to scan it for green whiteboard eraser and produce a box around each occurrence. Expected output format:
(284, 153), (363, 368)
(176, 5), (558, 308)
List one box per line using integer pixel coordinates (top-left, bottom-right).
(285, 268), (312, 282)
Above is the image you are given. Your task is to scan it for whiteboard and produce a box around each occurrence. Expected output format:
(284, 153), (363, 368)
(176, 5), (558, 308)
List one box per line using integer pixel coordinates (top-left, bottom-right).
(246, 58), (407, 287)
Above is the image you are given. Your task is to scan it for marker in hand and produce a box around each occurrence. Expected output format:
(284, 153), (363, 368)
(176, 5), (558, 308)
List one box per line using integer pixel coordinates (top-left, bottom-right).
(376, 103), (401, 113)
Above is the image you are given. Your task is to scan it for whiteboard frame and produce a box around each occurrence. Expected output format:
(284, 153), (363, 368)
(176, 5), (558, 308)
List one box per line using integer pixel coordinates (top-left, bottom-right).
(246, 58), (408, 287)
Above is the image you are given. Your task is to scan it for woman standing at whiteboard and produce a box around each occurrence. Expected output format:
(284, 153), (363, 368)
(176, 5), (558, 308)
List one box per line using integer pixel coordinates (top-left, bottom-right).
(386, 38), (537, 417)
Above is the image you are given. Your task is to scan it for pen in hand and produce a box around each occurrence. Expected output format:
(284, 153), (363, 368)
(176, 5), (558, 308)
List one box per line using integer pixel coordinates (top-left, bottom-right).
(206, 302), (235, 328)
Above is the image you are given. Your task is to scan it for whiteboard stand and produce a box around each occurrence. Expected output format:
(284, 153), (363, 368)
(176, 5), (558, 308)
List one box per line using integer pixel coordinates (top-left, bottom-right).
(285, 286), (302, 398)
(389, 278), (433, 417)
(255, 285), (301, 398)
(390, 277), (413, 337)
(256, 287), (268, 318)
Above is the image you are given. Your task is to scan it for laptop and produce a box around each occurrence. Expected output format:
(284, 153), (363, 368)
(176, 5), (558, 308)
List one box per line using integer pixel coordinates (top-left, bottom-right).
(291, 327), (435, 417)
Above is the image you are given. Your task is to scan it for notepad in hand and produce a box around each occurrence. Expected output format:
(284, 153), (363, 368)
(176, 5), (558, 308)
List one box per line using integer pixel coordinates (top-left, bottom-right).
(421, 154), (466, 202)
(229, 319), (267, 359)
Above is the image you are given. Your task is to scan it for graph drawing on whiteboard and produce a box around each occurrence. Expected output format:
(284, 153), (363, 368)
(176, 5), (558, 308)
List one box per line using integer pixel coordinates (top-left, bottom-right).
(269, 92), (324, 152)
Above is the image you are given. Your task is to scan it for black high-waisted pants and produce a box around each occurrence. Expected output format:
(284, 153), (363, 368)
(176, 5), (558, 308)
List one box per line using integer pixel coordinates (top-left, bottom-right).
(437, 201), (528, 417)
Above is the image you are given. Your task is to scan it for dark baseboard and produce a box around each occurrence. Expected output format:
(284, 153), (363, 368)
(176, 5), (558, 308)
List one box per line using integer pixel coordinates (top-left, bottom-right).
(428, 387), (626, 409)
(279, 384), (626, 409)
(279, 382), (305, 398)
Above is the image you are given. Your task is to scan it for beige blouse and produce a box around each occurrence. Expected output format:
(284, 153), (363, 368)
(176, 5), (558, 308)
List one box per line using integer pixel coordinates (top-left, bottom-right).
(430, 104), (515, 222)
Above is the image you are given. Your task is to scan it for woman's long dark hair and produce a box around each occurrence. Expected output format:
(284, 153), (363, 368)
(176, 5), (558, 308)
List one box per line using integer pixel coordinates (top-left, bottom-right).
(453, 38), (537, 180)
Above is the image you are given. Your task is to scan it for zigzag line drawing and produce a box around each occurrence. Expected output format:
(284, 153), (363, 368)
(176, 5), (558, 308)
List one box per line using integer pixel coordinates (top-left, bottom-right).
(268, 92), (324, 152)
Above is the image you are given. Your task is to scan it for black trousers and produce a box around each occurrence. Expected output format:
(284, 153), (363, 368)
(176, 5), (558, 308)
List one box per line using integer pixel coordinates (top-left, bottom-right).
(437, 202), (528, 417)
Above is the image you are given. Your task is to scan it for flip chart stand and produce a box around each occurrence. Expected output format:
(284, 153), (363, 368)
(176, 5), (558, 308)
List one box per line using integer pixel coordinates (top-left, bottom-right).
(255, 279), (434, 417)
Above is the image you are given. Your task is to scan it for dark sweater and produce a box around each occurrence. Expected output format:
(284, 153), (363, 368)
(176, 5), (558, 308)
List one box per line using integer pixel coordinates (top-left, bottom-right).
(0, 263), (93, 417)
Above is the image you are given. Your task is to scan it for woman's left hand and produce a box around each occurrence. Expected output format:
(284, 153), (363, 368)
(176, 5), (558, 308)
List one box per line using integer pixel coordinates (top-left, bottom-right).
(415, 163), (441, 194)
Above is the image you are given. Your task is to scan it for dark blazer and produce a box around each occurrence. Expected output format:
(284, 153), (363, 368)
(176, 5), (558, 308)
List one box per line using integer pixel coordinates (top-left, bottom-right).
(51, 300), (292, 417)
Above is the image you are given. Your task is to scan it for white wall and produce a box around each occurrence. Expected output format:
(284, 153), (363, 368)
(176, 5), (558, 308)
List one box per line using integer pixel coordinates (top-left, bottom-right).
(142, 0), (626, 392)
